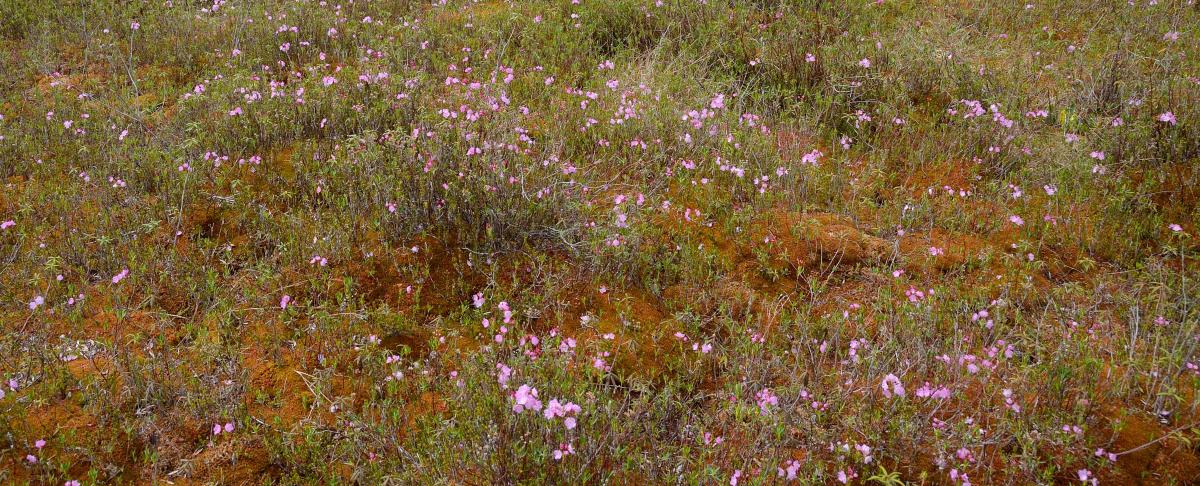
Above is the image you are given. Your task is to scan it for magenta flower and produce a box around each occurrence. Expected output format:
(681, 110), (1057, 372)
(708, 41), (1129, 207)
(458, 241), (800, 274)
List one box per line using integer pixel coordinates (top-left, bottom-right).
(1158, 111), (1177, 125)
(112, 269), (129, 284)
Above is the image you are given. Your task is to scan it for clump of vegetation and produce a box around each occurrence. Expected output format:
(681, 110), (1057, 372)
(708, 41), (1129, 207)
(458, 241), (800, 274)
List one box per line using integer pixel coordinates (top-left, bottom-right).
(1, 0), (1198, 484)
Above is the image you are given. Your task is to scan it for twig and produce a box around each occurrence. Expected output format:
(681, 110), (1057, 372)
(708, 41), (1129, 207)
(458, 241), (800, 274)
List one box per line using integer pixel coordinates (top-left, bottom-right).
(1115, 420), (1200, 457)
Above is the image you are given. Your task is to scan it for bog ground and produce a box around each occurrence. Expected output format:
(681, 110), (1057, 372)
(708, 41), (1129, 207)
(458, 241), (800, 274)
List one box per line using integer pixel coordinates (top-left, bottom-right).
(1, 0), (1199, 484)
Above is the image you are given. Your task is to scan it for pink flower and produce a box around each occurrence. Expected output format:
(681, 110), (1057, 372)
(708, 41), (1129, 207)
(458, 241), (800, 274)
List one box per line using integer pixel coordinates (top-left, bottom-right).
(956, 447), (975, 462)
(856, 443), (873, 463)
(710, 93), (726, 110)
(111, 269), (129, 284)
(1158, 111), (1177, 125)
(1009, 215), (1024, 226)
(543, 399), (581, 428)
(495, 363), (511, 388)
(552, 442), (574, 460)
(280, 295), (291, 309)
(210, 421), (233, 435)
(512, 384), (542, 413)
(544, 399), (565, 419)
(777, 459), (802, 480)
(858, 58), (872, 68)
(800, 149), (823, 165)
(1170, 223), (1183, 232)
(0, 220), (14, 229)
(916, 382), (951, 399)
(755, 388), (779, 414)
(881, 374), (905, 397)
